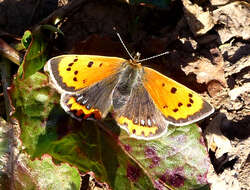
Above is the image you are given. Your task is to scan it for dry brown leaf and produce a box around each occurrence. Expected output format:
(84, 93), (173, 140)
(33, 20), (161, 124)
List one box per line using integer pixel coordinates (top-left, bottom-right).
(205, 114), (232, 158)
(182, 0), (214, 36)
(82, 172), (110, 190)
(229, 83), (250, 101)
(213, 1), (250, 43)
(182, 50), (227, 95)
(210, 0), (232, 6)
(207, 166), (240, 190)
(205, 114), (241, 190)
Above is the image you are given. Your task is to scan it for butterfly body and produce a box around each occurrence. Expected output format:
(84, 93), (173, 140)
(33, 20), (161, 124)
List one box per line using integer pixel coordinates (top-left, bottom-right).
(45, 54), (214, 140)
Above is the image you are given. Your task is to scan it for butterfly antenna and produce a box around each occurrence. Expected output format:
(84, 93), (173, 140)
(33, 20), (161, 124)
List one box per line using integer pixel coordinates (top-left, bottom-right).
(114, 27), (134, 61)
(139, 51), (170, 63)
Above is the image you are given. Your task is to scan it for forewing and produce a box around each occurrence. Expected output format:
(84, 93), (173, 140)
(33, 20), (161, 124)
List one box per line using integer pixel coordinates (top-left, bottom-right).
(45, 55), (126, 93)
(143, 67), (214, 125)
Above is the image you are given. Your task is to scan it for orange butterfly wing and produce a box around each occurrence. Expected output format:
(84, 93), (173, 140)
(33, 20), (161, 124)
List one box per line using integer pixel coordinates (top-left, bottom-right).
(143, 67), (214, 125)
(45, 55), (126, 120)
(45, 55), (126, 93)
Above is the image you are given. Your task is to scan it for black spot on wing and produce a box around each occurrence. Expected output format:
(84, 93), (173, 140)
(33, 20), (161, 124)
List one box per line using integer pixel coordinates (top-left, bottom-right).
(178, 102), (183, 107)
(88, 61), (94, 67)
(171, 87), (177, 94)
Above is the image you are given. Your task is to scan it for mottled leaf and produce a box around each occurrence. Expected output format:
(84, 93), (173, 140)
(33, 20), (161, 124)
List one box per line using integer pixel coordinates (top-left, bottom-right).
(10, 71), (210, 189)
(14, 154), (81, 190)
(11, 72), (154, 189)
(118, 125), (211, 190)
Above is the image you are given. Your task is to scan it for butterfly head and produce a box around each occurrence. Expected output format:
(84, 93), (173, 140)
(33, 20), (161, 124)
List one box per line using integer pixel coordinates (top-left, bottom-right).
(129, 52), (142, 66)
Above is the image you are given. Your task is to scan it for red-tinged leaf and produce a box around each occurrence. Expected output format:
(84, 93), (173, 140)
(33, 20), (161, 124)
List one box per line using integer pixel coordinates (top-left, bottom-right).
(14, 154), (81, 190)
(118, 125), (211, 189)
(10, 71), (210, 189)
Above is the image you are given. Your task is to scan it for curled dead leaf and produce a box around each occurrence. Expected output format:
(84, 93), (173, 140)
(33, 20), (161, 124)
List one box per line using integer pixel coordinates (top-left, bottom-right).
(205, 114), (232, 158)
(229, 83), (250, 101)
(82, 172), (110, 190)
(182, 52), (227, 96)
(210, 0), (232, 6)
(213, 1), (250, 43)
(182, 0), (214, 36)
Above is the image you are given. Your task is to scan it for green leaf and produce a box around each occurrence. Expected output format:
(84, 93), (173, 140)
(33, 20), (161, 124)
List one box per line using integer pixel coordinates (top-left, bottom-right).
(21, 30), (32, 49)
(118, 125), (210, 189)
(14, 154), (81, 190)
(10, 72), (210, 189)
(11, 72), (59, 154)
(19, 26), (50, 79)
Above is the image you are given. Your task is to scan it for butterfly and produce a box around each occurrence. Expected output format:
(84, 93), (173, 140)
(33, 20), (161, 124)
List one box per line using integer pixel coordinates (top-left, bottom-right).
(44, 49), (214, 140)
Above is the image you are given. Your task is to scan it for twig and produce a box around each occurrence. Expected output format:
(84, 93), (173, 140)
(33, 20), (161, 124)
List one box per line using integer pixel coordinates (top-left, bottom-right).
(0, 38), (21, 65)
(39, 0), (88, 26)
(0, 58), (16, 190)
